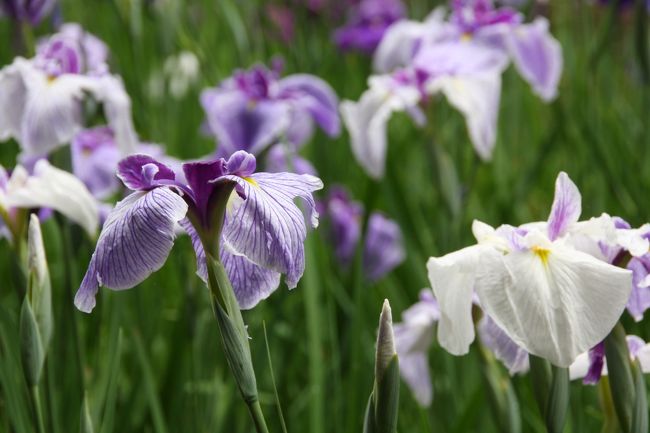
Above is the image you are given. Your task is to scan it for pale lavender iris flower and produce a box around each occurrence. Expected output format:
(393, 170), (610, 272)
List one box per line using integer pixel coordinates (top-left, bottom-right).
(320, 186), (405, 281)
(200, 63), (340, 161)
(333, 0), (406, 54)
(0, 23), (137, 157)
(570, 336), (650, 384)
(0, 0), (57, 25)
(74, 150), (323, 313)
(343, 0), (562, 179)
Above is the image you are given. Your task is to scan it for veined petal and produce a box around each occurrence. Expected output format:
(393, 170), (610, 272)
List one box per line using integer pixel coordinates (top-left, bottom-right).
(341, 83), (420, 179)
(432, 72), (502, 160)
(507, 18), (562, 102)
(221, 247), (282, 309)
(221, 172), (323, 288)
(476, 242), (632, 367)
(74, 188), (188, 313)
(427, 245), (484, 356)
(547, 172), (581, 241)
(478, 315), (529, 375)
(278, 74), (340, 137)
(5, 159), (99, 236)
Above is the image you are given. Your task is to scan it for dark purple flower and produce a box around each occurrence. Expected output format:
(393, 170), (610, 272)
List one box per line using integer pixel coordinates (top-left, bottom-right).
(0, 0), (57, 25)
(74, 151), (323, 313)
(333, 0), (405, 54)
(200, 63), (340, 158)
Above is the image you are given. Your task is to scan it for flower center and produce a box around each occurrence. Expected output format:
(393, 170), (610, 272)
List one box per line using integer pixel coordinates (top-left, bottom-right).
(532, 246), (550, 266)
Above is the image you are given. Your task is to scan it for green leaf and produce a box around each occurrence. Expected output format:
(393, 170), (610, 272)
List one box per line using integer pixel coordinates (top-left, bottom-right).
(529, 355), (552, 420)
(479, 347), (522, 433)
(80, 395), (95, 433)
(545, 366), (569, 433)
(363, 392), (376, 433)
(605, 323), (635, 433)
(631, 359), (648, 433)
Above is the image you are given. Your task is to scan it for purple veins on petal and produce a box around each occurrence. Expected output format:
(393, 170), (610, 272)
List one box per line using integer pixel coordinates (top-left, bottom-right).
(221, 172), (323, 288)
(547, 171), (582, 241)
(363, 212), (405, 282)
(74, 187), (188, 313)
(221, 248), (282, 310)
(117, 154), (177, 191)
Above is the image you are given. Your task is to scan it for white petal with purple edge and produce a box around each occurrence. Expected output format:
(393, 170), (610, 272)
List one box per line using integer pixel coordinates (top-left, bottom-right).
(547, 172), (581, 241)
(476, 237), (632, 367)
(427, 245), (484, 356)
(221, 172), (323, 288)
(5, 160), (99, 236)
(507, 18), (562, 102)
(74, 188), (188, 313)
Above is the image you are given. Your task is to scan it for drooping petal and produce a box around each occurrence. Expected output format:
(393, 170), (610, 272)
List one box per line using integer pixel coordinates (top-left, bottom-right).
(478, 315), (529, 375)
(0, 58), (30, 142)
(278, 74), (340, 137)
(90, 75), (139, 154)
(221, 172), (323, 288)
(5, 159), (99, 236)
(201, 89), (290, 156)
(363, 212), (405, 282)
(432, 72), (502, 160)
(506, 17), (562, 102)
(398, 352), (432, 407)
(340, 82), (420, 179)
(476, 239), (632, 367)
(221, 247), (282, 309)
(547, 172), (581, 241)
(427, 245), (484, 356)
(74, 188), (188, 313)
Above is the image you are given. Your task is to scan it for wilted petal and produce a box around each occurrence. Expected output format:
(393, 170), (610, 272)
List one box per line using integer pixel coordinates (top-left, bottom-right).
(478, 315), (529, 375)
(477, 239), (632, 367)
(221, 172), (323, 288)
(278, 74), (340, 137)
(363, 212), (405, 282)
(427, 245), (484, 356)
(432, 73), (502, 160)
(201, 89), (290, 156)
(74, 188), (188, 313)
(547, 172), (581, 241)
(340, 83), (420, 179)
(5, 159), (99, 236)
(507, 18), (562, 102)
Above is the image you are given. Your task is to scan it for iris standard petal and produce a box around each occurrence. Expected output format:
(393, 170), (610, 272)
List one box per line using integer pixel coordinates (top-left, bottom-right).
(427, 245), (484, 356)
(278, 74), (341, 137)
(547, 171), (581, 241)
(476, 241), (632, 367)
(117, 154), (177, 191)
(507, 17), (562, 102)
(433, 72), (502, 160)
(221, 172), (323, 288)
(74, 188), (188, 313)
(340, 83), (420, 179)
(5, 159), (99, 236)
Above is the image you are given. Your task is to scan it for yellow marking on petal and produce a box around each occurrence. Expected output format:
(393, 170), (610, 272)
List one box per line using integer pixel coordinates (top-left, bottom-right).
(244, 177), (258, 187)
(532, 246), (550, 267)
(461, 33), (473, 42)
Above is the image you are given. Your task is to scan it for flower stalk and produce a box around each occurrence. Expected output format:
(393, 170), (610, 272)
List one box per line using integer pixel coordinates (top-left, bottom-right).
(529, 355), (569, 433)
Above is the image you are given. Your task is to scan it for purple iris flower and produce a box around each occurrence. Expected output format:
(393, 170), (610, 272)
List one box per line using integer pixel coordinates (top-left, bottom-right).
(570, 336), (650, 384)
(0, 23), (137, 157)
(74, 150), (323, 313)
(0, 0), (57, 25)
(200, 63), (340, 159)
(333, 0), (406, 54)
(320, 186), (405, 281)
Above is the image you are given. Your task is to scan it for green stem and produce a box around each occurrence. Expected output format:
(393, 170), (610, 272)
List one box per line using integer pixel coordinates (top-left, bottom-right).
(598, 377), (619, 433)
(30, 386), (45, 433)
(247, 400), (270, 433)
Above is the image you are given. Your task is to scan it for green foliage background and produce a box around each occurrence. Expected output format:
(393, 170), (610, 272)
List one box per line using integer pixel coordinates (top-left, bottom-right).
(0, 1), (649, 432)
